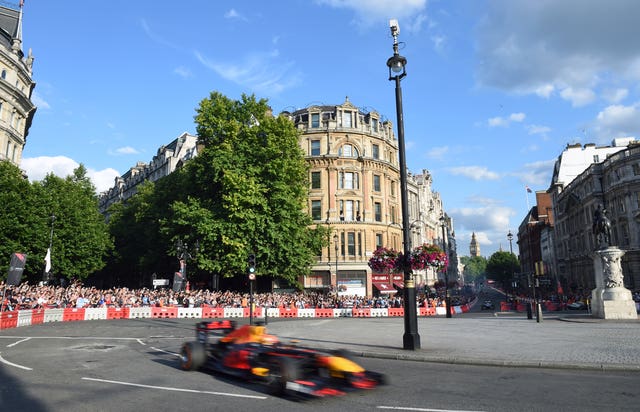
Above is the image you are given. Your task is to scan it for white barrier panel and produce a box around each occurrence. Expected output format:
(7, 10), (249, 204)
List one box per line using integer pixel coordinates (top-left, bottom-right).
(453, 306), (463, 314)
(44, 308), (65, 323)
(128, 307), (151, 319)
(178, 308), (203, 319)
(435, 307), (447, 316)
(370, 308), (388, 317)
(333, 308), (352, 317)
(296, 308), (315, 318)
(17, 310), (32, 327)
(85, 307), (108, 320)
(266, 308), (280, 318)
(224, 308), (244, 318)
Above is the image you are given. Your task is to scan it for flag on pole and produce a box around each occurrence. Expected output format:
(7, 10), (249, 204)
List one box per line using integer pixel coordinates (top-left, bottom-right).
(44, 248), (51, 273)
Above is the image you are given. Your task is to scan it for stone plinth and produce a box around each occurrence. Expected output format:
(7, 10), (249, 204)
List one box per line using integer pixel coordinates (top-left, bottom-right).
(590, 247), (638, 320)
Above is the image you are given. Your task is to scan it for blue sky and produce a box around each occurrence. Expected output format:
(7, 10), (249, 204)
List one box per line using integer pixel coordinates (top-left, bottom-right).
(19, 0), (640, 257)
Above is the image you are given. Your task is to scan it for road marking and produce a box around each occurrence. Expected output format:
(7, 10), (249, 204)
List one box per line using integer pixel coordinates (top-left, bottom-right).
(150, 346), (180, 357)
(7, 337), (31, 347)
(82, 377), (268, 399)
(137, 339), (146, 345)
(0, 352), (33, 370)
(377, 407), (486, 412)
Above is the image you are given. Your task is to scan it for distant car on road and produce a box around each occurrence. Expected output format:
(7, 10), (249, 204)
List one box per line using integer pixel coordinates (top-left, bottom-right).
(566, 301), (588, 310)
(481, 300), (495, 310)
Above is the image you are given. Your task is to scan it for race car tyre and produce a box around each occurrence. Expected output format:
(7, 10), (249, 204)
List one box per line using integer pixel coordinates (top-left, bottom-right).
(265, 357), (301, 396)
(180, 341), (206, 371)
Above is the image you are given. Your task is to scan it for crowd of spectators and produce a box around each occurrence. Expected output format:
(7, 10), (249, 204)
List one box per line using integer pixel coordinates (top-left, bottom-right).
(0, 280), (457, 312)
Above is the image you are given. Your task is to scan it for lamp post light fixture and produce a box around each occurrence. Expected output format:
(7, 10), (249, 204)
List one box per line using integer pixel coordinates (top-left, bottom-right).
(387, 19), (420, 350)
(440, 213), (452, 318)
(175, 239), (199, 291)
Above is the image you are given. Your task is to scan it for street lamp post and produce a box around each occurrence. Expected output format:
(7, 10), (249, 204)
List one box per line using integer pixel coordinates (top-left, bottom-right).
(175, 239), (199, 292)
(43, 214), (55, 284)
(333, 234), (339, 291)
(440, 214), (452, 318)
(387, 19), (419, 350)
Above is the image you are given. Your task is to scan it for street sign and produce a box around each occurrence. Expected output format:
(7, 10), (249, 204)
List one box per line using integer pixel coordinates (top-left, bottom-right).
(153, 279), (169, 286)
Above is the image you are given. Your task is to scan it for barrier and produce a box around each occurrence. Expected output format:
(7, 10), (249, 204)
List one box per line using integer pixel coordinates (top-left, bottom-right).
(84, 307), (108, 320)
(224, 308), (244, 318)
(0, 311), (18, 329)
(178, 308), (203, 319)
(370, 308), (388, 317)
(202, 307), (225, 319)
(419, 307), (436, 316)
(17, 310), (32, 327)
(278, 308), (298, 318)
(266, 308), (280, 318)
(31, 308), (45, 325)
(315, 308), (334, 318)
(500, 301), (511, 311)
(63, 308), (86, 322)
(387, 308), (404, 317)
(333, 308), (352, 317)
(242, 307), (263, 318)
(107, 307), (130, 319)
(151, 307), (178, 319)
(44, 308), (64, 323)
(352, 308), (371, 317)
(129, 307), (151, 319)
(297, 308), (315, 318)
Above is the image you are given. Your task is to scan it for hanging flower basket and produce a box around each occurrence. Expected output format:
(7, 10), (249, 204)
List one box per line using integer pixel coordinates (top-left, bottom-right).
(368, 243), (447, 273)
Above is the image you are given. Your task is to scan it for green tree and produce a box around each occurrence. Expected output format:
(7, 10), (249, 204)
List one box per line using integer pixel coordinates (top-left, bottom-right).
(460, 255), (487, 282)
(485, 251), (519, 285)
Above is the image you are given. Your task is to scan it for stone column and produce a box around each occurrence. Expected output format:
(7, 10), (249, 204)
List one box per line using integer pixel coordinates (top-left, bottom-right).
(590, 247), (637, 319)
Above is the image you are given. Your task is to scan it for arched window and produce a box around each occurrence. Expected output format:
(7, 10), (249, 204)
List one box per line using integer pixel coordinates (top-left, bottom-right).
(338, 144), (359, 158)
(1, 70), (6, 80)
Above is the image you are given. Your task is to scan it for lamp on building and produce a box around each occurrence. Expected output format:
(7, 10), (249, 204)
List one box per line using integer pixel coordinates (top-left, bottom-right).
(440, 213), (452, 318)
(387, 18), (420, 350)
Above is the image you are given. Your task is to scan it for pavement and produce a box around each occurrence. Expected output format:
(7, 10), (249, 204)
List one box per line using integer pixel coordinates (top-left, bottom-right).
(261, 311), (640, 372)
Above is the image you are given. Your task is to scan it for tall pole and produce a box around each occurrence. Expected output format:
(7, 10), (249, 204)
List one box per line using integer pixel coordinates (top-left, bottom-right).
(387, 19), (419, 350)
(441, 215), (451, 318)
(334, 234), (339, 291)
(43, 214), (55, 284)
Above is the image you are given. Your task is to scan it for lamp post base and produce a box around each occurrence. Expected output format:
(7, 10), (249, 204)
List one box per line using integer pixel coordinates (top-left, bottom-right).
(403, 282), (421, 350)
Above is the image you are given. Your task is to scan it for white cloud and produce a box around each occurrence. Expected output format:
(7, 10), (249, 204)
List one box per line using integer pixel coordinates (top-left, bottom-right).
(603, 88), (629, 104)
(487, 112), (525, 127)
(31, 91), (50, 110)
(174, 66), (192, 78)
(447, 166), (500, 181)
(451, 205), (513, 232)
(224, 9), (247, 21)
(526, 124), (551, 136)
(20, 156), (120, 193)
(593, 103), (640, 141)
(426, 145), (449, 159)
(112, 146), (139, 155)
(475, 0), (640, 104)
(315, 0), (427, 29)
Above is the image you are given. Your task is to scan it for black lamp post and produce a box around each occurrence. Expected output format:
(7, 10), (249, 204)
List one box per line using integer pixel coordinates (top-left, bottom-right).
(387, 19), (419, 350)
(43, 214), (55, 284)
(333, 233), (339, 288)
(175, 239), (199, 292)
(440, 213), (452, 318)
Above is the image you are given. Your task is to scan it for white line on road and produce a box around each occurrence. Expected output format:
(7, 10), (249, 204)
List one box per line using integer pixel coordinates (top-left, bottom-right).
(7, 337), (31, 347)
(377, 406), (486, 412)
(81, 377), (268, 399)
(150, 346), (180, 357)
(0, 352), (33, 370)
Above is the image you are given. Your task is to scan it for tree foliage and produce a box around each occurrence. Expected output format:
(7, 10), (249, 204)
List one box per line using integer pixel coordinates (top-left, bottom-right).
(460, 255), (487, 282)
(485, 251), (519, 284)
(0, 161), (112, 283)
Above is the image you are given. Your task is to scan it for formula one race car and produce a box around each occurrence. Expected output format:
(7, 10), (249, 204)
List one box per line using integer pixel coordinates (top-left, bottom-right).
(179, 320), (387, 398)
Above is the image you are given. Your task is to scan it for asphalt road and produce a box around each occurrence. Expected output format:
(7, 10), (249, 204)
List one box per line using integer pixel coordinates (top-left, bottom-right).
(1, 318), (639, 411)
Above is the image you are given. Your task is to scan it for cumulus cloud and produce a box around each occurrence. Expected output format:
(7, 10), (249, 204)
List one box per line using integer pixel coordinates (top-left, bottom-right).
(447, 166), (500, 181)
(224, 8), (248, 21)
(487, 112), (525, 127)
(451, 205), (513, 233)
(21, 156), (120, 193)
(31, 91), (50, 110)
(316, 0), (428, 30)
(110, 146), (139, 155)
(593, 103), (640, 141)
(174, 66), (192, 78)
(475, 0), (640, 105)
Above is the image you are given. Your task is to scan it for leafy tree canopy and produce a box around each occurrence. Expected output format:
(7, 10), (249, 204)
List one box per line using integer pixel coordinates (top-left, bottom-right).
(485, 251), (519, 284)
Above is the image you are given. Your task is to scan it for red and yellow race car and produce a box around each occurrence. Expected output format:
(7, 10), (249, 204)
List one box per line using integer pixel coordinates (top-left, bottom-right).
(179, 320), (387, 398)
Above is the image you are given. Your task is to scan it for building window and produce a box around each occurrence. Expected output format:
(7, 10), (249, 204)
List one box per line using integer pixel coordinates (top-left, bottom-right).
(374, 202), (382, 222)
(339, 144), (359, 158)
(372, 118), (378, 132)
(376, 233), (383, 248)
(390, 181), (396, 196)
(593, 155), (600, 163)
(372, 144), (379, 159)
(633, 163), (640, 176)
(347, 232), (356, 256)
(373, 175), (381, 192)
(311, 171), (321, 189)
(311, 113), (320, 128)
(342, 111), (352, 128)
(311, 139), (320, 156)
(339, 171), (359, 189)
(1, 70), (5, 80)
(311, 200), (322, 220)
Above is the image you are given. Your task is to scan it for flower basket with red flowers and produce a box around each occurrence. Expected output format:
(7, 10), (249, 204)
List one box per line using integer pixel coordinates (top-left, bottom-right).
(368, 247), (401, 273)
(411, 243), (448, 271)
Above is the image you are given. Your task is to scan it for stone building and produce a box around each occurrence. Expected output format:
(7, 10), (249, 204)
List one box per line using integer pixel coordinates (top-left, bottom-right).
(0, 4), (36, 167)
(286, 98), (446, 297)
(98, 132), (198, 214)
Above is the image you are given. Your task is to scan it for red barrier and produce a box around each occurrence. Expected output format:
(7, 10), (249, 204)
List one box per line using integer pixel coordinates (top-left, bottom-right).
(352, 308), (371, 317)
(243, 307), (263, 317)
(388, 308), (404, 317)
(420, 307), (436, 316)
(0, 311), (18, 329)
(107, 307), (130, 319)
(63, 308), (86, 321)
(500, 301), (511, 311)
(31, 309), (45, 324)
(202, 307), (225, 318)
(279, 308), (298, 318)
(315, 308), (333, 318)
(151, 307), (178, 318)
(516, 303), (526, 312)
